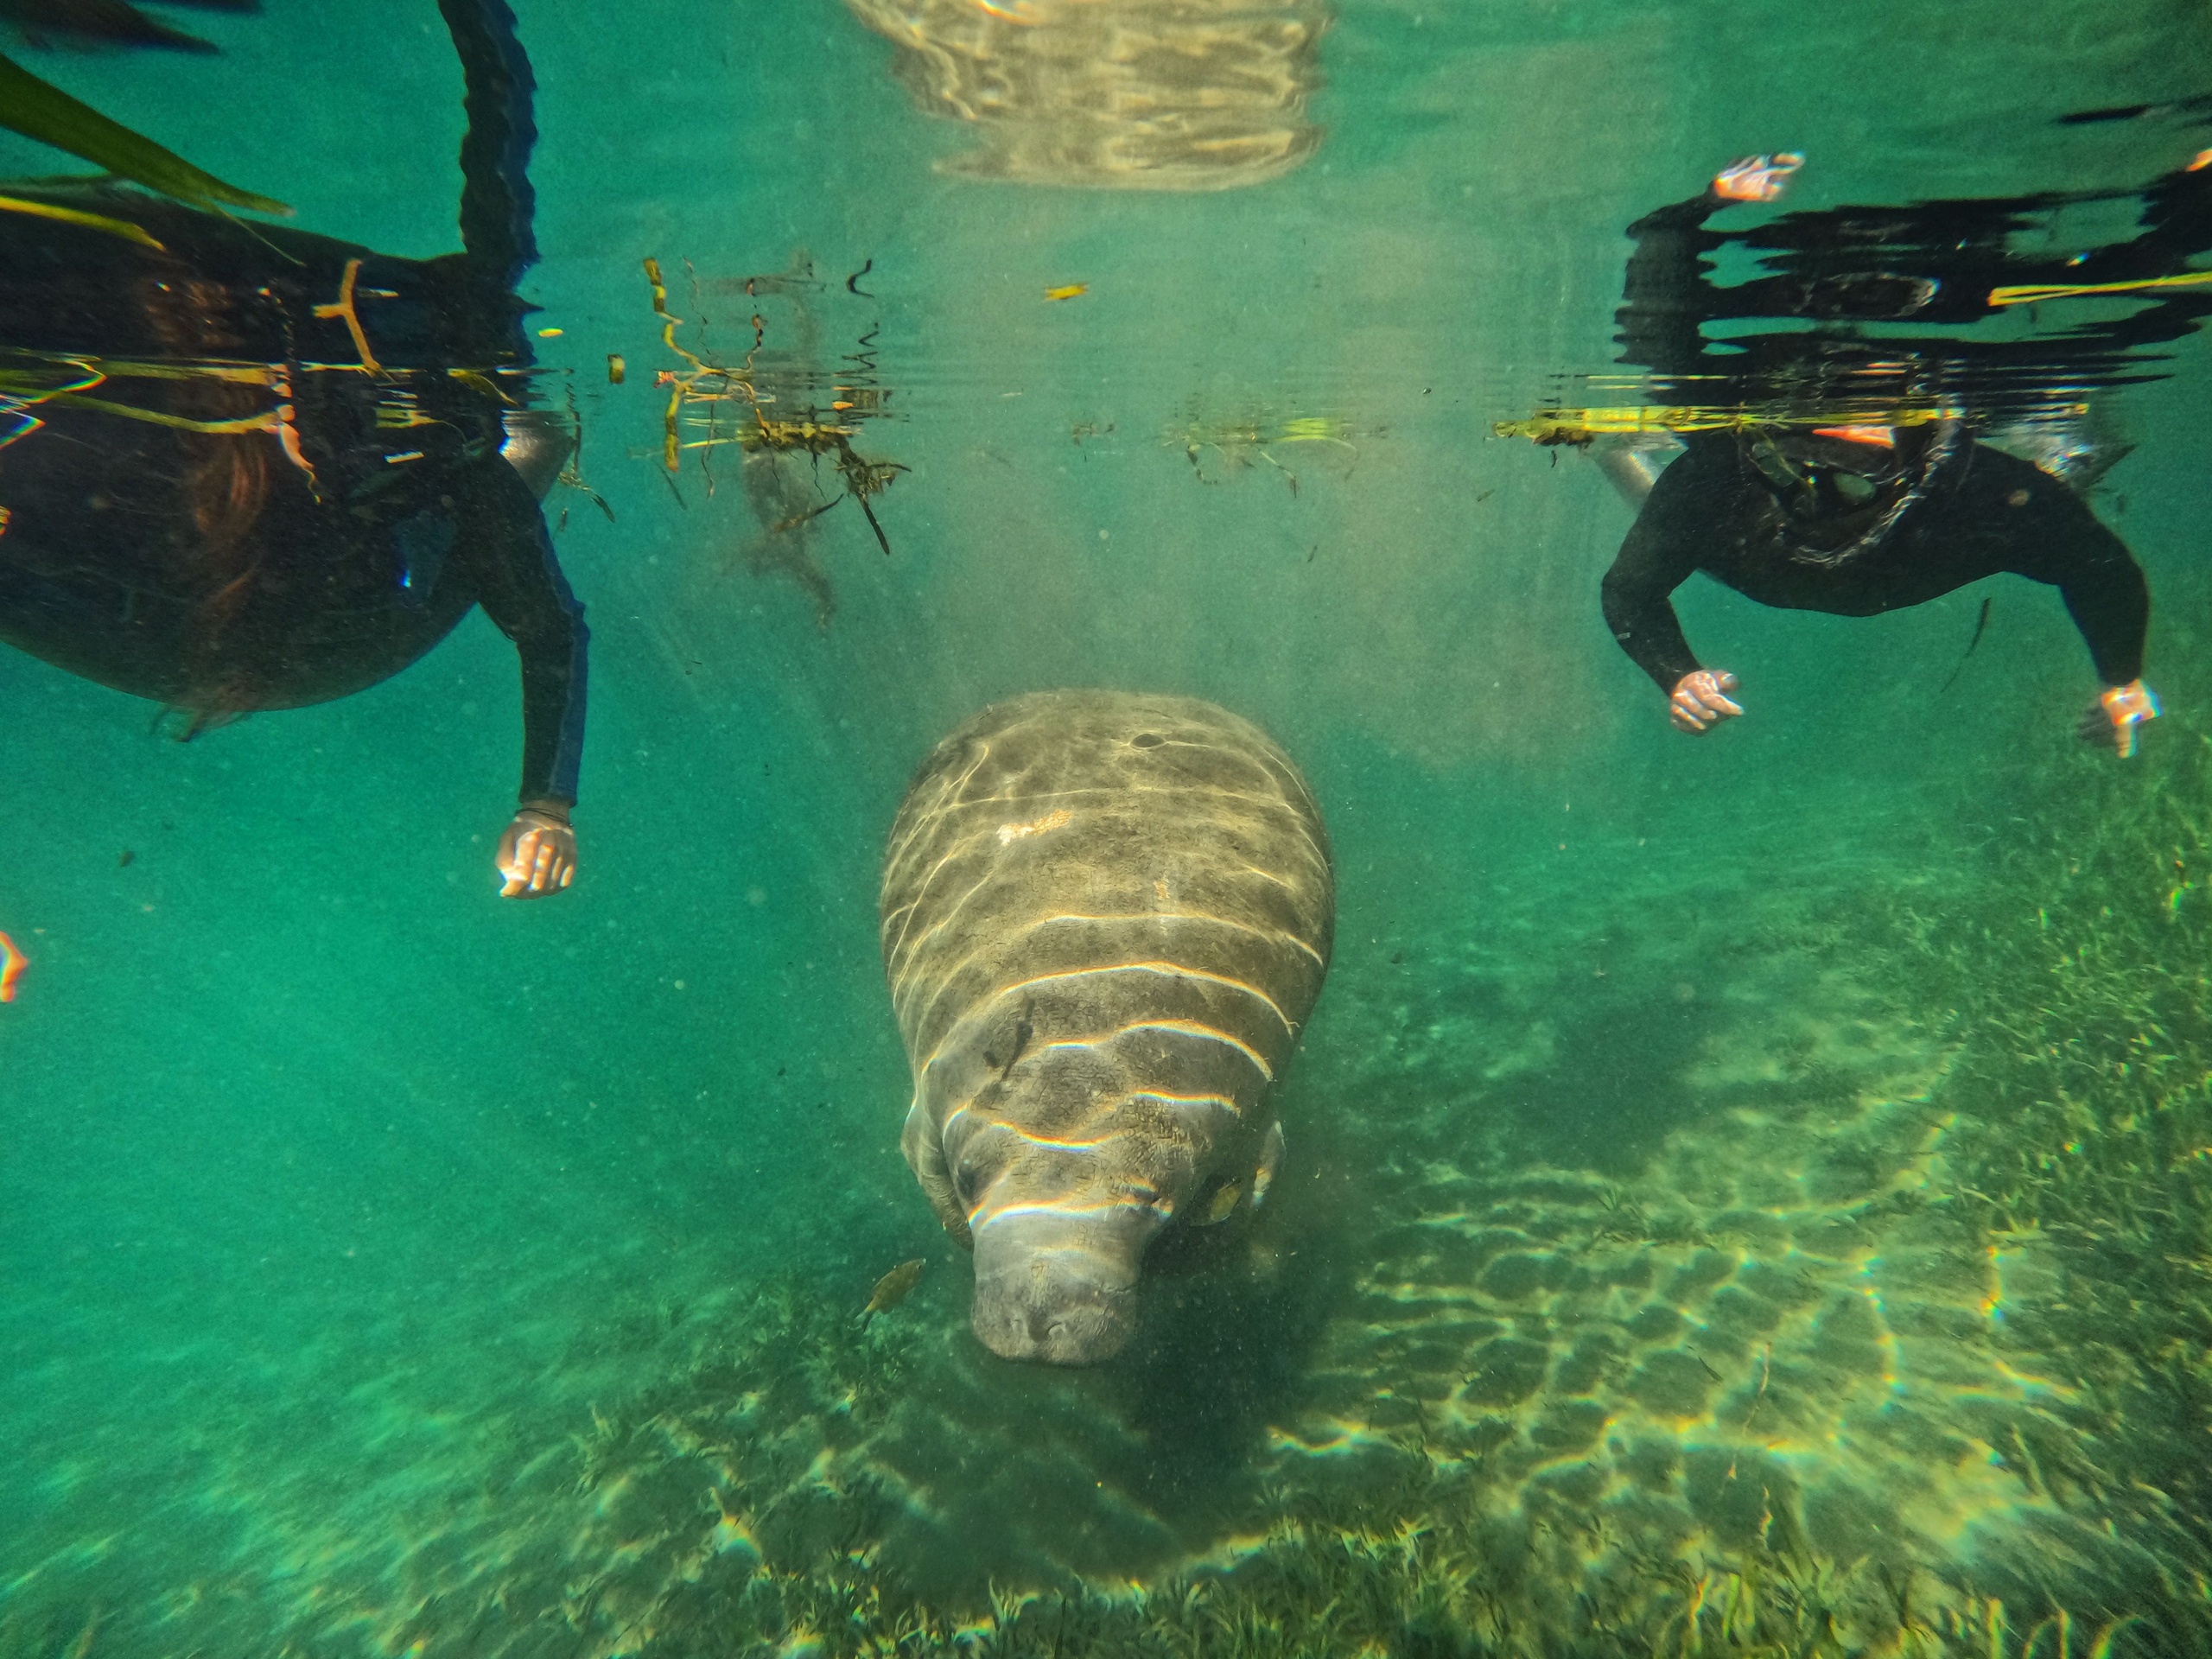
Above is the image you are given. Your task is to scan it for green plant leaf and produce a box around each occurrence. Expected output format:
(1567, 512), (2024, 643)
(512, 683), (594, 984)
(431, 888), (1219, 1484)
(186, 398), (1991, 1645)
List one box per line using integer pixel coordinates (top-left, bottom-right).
(0, 49), (289, 215)
(0, 190), (165, 247)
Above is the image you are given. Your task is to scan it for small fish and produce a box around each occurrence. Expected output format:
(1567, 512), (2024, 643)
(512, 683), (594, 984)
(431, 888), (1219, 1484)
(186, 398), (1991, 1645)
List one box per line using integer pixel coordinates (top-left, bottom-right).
(607, 353), (626, 385)
(860, 1258), (926, 1325)
(1045, 283), (1088, 302)
(0, 930), (25, 1004)
(118, 849), (135, 868)
(537, 327), (563, 339)
(1201, 1180), (1244, 1224)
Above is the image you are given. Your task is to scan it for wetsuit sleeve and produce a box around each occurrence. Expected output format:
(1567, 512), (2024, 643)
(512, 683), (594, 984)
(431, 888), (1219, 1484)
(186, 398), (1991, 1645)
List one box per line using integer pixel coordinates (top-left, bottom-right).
(1600, 499), (1705, 691)
(1994, 473), (2149, 687)
(460, 461), (588, 804)
(1617, 194), (1726, 378)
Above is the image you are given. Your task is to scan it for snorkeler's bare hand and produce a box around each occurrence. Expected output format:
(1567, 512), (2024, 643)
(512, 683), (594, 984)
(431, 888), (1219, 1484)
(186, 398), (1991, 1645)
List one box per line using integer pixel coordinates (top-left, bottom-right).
(498, 804), (576, 899)
(2078, 680), (2161, 760)
(1669, 670), (1744, 734)
(1712, 153), (1804, 204)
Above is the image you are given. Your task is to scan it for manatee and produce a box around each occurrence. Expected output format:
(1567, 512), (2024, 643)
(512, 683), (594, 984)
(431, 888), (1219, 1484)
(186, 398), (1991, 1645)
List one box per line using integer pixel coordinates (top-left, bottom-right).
(880, 689), (1334, 1364)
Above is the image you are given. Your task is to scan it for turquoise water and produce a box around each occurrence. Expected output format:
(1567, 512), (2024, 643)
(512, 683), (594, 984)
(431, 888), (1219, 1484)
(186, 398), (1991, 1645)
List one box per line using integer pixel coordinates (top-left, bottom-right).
(4, 1), (2212, 1653)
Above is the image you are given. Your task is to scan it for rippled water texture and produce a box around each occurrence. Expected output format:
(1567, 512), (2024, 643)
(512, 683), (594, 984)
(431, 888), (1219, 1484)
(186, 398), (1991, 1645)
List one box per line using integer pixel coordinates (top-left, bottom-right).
(3, 1), (2212, 1654)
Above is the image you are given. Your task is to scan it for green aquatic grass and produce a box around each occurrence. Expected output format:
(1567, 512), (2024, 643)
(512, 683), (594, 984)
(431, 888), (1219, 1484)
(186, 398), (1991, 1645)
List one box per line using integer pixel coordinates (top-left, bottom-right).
(528, 730), (2212, 1659)
(0, 52), (289, 215)
(3, 785), (2169, 1659)
(11, 747), (2209, 1659)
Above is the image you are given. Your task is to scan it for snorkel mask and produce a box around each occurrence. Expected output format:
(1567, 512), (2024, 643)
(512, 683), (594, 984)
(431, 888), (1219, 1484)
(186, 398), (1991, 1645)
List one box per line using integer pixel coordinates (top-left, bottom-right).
(1742, 419), (1963, 566)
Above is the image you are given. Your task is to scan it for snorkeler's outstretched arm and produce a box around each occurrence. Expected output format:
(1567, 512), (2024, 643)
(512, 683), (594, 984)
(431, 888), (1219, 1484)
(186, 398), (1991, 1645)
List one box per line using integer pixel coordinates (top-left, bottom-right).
(1600, 516), (1701, 691)
(437, 0), (537, 359)
(462, 461), (588, 896)
(1986, 462), (2158, 755)
(1618, 156), (1803, 378)
(1617, 196), (1725, 378)
(1601, 493), (1741, 734)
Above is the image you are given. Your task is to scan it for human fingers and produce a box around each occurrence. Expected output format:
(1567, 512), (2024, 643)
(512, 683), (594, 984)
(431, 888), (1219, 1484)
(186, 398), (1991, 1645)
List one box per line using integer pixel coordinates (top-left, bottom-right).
(1712, 153), (1803, 204)
(1669, 694), (1713, 733)
(532, 833), (578, 896)
(1685, 671), (1743, 720)
(497, 823), (542, 897)
(521, 827), (558, 895)
(501, 823), (577, 899)
(0, 930), (26, 1003)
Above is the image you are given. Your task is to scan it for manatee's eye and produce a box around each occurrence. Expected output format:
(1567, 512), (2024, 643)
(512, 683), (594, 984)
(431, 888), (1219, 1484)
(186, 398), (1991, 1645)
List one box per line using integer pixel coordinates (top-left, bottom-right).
(953, 1144), (1001, 1210)
(1124, 1182), (1162, 1210)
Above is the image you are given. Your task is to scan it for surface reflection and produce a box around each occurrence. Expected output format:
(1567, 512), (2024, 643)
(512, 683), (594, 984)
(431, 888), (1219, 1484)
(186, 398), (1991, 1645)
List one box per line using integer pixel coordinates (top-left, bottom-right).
(1502, 115), (2211, 757)
(845, 0), (1328, 190)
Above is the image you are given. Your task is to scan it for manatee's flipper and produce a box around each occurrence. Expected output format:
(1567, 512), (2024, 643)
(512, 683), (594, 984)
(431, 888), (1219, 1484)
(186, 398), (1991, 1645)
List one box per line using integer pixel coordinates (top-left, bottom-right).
(900, 1101), (972, 1247)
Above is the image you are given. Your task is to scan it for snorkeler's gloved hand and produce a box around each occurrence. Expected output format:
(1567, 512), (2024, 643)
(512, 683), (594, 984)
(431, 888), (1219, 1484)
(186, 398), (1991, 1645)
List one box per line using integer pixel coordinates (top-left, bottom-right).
(1711, 153), (1804, 204)
(498, 802), (577, 899)
(1669, 669), (1744, 734)
(2078, 681), (2161, 760)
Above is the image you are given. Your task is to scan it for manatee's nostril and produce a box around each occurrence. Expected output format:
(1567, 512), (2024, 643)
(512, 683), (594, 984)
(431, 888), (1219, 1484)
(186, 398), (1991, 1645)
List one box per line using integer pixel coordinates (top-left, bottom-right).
(1028, 1307), (1055, 1346)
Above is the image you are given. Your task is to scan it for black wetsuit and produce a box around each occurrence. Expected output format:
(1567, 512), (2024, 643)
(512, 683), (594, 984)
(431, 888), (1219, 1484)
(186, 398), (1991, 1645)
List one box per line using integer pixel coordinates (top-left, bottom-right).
(0, 0), (586, 805)
(1599, 147), (2212, 697)
(1602, 431), (2148, 691)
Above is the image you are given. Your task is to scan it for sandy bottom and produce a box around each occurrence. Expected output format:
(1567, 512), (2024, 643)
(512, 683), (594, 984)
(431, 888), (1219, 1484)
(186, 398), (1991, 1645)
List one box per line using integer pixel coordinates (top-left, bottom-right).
(3, 799), (2207, 1659)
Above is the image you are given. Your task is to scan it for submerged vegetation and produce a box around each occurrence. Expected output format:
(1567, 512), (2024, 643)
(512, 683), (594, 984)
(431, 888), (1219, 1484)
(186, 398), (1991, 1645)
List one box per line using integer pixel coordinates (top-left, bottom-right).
(642, 253), (906, 622)
(8, 723), (2199, 1658)
(1170, 400), (1367, 497)
(8, 710), (2208, 1659)
(198, 728), (2189, 1659)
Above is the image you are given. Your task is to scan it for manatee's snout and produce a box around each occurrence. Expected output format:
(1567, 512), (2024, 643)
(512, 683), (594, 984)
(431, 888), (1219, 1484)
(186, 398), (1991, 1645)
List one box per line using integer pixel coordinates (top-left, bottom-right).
(969, 1206), (1157, 1365)
(971, 1259), (1135, 1364)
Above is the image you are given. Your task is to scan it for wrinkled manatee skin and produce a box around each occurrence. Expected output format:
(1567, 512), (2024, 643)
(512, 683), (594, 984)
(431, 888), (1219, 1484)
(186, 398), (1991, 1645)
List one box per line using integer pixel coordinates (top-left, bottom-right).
(880, 690), (1334, 1364)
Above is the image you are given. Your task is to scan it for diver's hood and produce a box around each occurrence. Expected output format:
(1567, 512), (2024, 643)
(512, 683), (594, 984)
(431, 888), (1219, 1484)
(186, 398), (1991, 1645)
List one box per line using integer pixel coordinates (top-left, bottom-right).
(1741, 419), (1963, 567)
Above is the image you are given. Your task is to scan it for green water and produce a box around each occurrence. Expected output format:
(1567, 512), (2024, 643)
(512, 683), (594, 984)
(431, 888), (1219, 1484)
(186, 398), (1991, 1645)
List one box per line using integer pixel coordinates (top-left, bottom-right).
(4, 1), (2212, 1654)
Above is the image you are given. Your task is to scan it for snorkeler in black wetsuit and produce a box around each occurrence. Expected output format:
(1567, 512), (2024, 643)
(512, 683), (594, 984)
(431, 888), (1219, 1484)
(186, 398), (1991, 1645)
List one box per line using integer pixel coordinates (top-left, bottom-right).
(0, 0), (588, 896)
(1596, 139), (2212, 757)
